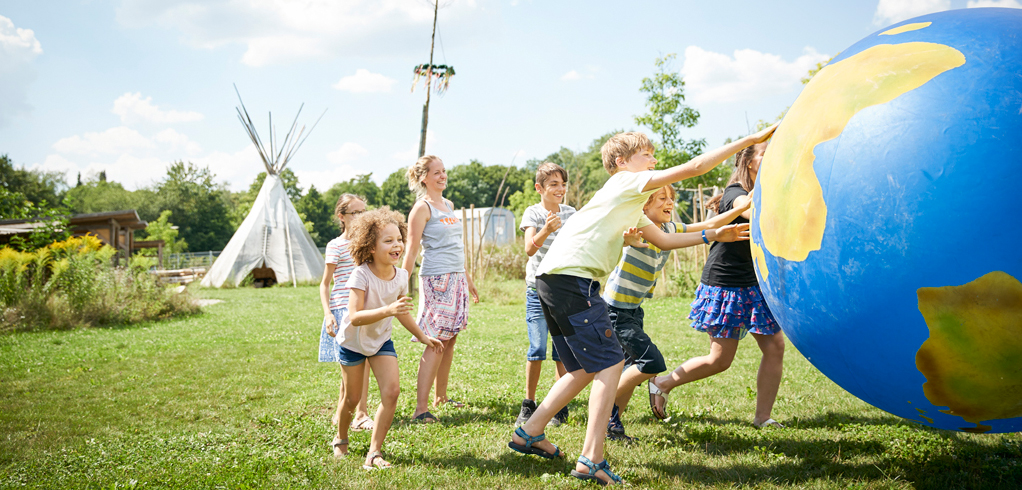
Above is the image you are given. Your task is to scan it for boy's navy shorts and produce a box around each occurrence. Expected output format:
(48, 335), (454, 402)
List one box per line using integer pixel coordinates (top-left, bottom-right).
(608, 305), (667, 374)
(535, 273), (625, 374)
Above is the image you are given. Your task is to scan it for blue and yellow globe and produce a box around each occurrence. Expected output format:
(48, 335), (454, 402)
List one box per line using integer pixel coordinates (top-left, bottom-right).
(751, 8), (1022, 433)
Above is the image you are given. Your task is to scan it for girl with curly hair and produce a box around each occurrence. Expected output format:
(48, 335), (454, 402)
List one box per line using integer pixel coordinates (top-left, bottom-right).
(330, 207), (444, 469)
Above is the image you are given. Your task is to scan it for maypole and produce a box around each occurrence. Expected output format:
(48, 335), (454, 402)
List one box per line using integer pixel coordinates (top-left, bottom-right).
(413, 1), (454, 157)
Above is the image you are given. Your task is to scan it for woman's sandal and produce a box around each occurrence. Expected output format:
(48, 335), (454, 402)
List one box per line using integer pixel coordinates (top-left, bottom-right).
(754, 418), (785, 429)
(413, 411), (439, 423)
(330, 437), (348, 458)
(507, 427), (563, 459)
(440, 398), (465, 408)
(362, 451), (392, 470)
(570, 455), (623, 486)
(648, 379), (669, 420)
(350, 415), (375, 431)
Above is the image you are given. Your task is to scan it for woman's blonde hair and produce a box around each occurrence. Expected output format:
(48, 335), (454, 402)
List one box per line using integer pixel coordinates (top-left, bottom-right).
(346, 206), (408, 265)
(406, 155), (441, 196)
(334, 193), (366, 232)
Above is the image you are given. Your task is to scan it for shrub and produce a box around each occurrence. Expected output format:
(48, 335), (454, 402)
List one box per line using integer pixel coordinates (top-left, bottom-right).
(0, 236), (199, 332)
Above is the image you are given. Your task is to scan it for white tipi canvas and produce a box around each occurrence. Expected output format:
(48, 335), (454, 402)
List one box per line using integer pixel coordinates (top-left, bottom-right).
(202, 175), (324, 287)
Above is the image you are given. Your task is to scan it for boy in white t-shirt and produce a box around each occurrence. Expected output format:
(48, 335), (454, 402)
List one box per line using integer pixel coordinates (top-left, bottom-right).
(515, 162), (576, 427)
(508, 125), (776, 486)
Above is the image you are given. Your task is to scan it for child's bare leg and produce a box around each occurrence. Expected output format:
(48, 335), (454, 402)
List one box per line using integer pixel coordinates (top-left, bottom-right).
(413, 345), (443, 418)
(354, 366), (372, 422)
(577, 360), (626, 484)
(751, 331), (785, 424)
(335, 362), (366, 455)
(365, 355), (400, 466)
(525, 360), (543, 400)
(654, 337), (739, 393)
(555, 360), (567, 378)
(514, 368), (595, 453)
(614, 364), (656, 412)
(433, 335), (458, 405)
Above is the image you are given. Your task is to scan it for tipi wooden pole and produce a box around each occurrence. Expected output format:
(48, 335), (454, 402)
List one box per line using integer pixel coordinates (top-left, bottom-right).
(283, 211), (297, 287)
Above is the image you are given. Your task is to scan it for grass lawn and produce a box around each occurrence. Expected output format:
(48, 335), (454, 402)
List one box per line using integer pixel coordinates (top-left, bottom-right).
(2, 282), (1020, 489)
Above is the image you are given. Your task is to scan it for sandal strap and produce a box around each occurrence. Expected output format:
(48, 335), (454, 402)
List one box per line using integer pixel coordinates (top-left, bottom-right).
(596, 459), (623, 483)
(513, 427), (546, 448)
(331, 438), (348, 447)
(576, 455), (598, 475)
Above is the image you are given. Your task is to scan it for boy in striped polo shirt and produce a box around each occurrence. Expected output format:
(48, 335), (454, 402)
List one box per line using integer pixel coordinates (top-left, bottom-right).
(603, 184), (749, 441)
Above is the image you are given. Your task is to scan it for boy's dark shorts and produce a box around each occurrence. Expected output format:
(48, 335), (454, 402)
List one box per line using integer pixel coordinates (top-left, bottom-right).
(608, 305), (666, 374)
(535, 274), (625, 374)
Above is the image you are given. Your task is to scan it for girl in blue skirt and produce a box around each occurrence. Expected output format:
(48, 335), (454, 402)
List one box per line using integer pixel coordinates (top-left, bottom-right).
(648, 142), (786, 429)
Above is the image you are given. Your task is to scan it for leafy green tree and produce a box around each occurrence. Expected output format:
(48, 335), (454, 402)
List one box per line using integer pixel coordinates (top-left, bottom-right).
(65, 179), (138, 214)
(296, 185), (337, 246)
(0, 154), (68, 212)
(634, 54), (707, 170)
(379, 168), (416, 216)
(324, 173), (380, 210)
(138, 210), (187, 254)
(151, 161), (233, 251)
(444, 160), (529, 211)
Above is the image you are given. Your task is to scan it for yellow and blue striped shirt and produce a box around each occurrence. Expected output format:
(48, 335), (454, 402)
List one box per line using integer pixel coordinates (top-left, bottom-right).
(603, 221), (677, 309)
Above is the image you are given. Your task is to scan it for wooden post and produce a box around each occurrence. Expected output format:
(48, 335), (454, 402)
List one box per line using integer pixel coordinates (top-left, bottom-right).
(697, 184), (707, 264)
(469, 204), (475, 277)
(461, 207), (469, 271)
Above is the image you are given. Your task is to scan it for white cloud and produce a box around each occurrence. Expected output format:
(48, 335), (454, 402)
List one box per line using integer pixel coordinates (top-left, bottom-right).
(115, 0), (493, 67)
(560, 70), (580, 81)
(112, 92), (204, 124)
(873, 0), (950, 27)
(0, 15), (43, 127)
(53, 126), (155, 155)
(327, 142), (369, 165)
(680, 46), (830, 104)
(391, 130), (437, 162)
(967, 0), (1022, 7)
(332, 69), (396, 93)
(40, 126), (254, 190)
(293, 165), (361, 191)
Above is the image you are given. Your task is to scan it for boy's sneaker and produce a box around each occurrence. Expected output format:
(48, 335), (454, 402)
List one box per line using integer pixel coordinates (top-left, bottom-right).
(607, 404), (637, 442)
(515, 399), (537, 427)
(548, 405), (569, 427)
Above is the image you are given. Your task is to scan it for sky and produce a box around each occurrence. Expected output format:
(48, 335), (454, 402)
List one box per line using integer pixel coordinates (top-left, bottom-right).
(1, 0), (1019, 193)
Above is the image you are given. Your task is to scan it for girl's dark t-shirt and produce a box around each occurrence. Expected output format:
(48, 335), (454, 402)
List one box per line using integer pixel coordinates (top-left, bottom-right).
(700, 183), (758, 288)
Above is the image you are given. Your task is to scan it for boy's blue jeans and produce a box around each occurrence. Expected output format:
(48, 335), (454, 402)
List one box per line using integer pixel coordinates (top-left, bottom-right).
(526, 287), (561, 362)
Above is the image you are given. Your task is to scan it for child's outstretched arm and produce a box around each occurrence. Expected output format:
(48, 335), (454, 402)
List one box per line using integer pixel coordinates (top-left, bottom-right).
(640, 222), (750, 251)
(348, 289), (413, 326)
(684, 199), (751, 233)
(402, 202), (430, 277)
(396, 312), (444, 353)
(643, 123), (778, 192)
(320, 262), (338, 336)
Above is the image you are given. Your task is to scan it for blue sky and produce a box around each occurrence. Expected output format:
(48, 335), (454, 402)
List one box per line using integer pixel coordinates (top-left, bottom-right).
(1, 0), (1017, 192)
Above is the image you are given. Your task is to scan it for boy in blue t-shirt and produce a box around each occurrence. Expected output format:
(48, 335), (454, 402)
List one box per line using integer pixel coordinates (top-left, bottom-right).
(516, 162), (576, 427)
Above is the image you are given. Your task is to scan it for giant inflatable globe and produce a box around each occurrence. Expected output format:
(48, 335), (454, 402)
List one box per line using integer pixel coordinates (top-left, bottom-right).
(751, 8), (1022, 433)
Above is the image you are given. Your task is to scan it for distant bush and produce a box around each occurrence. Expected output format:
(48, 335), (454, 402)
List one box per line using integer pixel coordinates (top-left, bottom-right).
(0, 235), (199, 332)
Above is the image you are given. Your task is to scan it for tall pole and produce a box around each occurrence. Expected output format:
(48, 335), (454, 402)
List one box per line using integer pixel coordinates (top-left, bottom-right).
(418, 1), (439, 158)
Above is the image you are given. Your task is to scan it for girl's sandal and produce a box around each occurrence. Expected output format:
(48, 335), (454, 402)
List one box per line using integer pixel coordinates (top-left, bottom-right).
(362, 451), (392, 470)
(350, 415), (375, 431)
(570, 455), (623, 486)
(330, 438), (349, 458)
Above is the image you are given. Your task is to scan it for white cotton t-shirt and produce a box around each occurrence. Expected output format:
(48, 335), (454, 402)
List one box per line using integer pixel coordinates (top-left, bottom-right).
(520, 203), (576, 288)
(336, 264), (409, 356)
(537, 170), (658, 280)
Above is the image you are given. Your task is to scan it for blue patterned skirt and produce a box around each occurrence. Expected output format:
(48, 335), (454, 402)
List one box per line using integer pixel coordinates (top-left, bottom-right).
(687, 283), (780, 340)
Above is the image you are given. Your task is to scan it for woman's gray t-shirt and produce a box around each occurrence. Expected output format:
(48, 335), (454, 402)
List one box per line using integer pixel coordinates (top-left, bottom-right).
(520, 203), (576, 288)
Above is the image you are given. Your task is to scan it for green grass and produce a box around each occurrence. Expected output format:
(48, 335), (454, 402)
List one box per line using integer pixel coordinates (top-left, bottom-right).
(2, 281), (1020, 489)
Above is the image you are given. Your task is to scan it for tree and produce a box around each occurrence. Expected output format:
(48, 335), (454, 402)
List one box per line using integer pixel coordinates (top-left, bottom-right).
(444, 160), (530, 210)
(324, 173), (380, 210)
(379, 168), (416, 216)
(247, 168), (302, 202)
(138, 210), (187, 254)
(65, 178), (138, 214)
(296, 185), (337, 246)
(634, 54), (707, 170)
(152, 161), (233, 251)
(0, 154), (68, 212)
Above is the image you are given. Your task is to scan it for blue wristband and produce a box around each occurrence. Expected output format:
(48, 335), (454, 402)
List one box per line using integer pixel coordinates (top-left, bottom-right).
(681, 223), (687, 233)
(701, 230), (710, 244)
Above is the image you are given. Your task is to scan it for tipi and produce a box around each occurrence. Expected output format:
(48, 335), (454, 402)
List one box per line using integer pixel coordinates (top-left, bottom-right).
(202, 88), (326, 288)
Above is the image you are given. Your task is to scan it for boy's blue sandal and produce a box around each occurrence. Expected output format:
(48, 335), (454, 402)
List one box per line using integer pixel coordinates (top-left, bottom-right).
(571, 455), (623, 486)
(507, 427), (563, 459)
